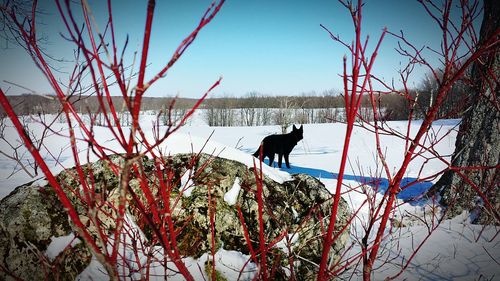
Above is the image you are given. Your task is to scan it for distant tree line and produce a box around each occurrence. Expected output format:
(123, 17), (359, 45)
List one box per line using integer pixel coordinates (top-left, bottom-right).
(1, 75), (471, 127)
(0, 95), (197, 115)
(202, 92), (347, 130)
(379, 75), (472, 120)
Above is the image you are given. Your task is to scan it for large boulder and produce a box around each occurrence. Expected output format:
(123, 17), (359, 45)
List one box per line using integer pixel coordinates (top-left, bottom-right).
(0, 182), (91, 281)
(168, 154), (351, 280)
(0, 153), (351, 280)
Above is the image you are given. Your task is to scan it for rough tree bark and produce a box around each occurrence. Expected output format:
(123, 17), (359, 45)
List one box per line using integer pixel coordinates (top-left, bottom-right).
(431, 0), (499, 224)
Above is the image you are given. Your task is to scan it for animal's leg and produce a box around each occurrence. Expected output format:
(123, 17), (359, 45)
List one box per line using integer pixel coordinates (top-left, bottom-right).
(284, 153), (291, 168)
(278, 153), (283, 168)
(268, 154), (275, 167)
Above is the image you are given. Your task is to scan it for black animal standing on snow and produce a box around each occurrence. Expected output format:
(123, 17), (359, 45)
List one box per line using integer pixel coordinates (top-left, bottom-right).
(253, 125), (304, 168)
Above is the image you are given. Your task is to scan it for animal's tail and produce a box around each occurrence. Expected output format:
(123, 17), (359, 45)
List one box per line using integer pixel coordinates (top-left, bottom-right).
(253, 149), (259, 157)
(253, 143), (263, 157)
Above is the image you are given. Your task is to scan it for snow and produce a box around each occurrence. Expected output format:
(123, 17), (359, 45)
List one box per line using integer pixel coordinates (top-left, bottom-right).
(274, 233), (300, 255)
(369, 213), (499, 281)
(202, 249), (258, 281)
(156, 132), (292, 184)
(76, 257), (108, 280)
(30, 178), (48, 188)
(75, 213), (258, 281)
(180, 168), (195, 197)
(224, 177), (241, 205)
(1, 112), (498, 280)
(45, 233), (79, 261)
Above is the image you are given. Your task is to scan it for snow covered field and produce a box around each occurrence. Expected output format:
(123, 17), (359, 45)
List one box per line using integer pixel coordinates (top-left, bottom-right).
(0, 111), (498, 280)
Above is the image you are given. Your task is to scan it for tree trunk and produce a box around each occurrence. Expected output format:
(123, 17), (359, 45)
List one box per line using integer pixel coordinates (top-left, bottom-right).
(431, 0), (499, 224)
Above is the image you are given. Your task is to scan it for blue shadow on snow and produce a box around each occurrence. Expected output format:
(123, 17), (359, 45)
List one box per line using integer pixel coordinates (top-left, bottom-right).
(281, 165), (432, 206)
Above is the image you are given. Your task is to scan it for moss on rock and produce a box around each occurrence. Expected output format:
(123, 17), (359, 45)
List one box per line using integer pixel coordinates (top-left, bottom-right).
(0, 183), (89, 281)
(0, 153), (351, 280)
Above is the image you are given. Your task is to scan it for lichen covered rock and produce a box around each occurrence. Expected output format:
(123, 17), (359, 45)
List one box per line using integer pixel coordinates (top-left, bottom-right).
(0, 183), (91, 280)
(0, 153), (351, 280)
(163, 153), (351, 280)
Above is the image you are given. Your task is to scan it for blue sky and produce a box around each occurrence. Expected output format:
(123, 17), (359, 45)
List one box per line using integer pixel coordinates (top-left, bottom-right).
(0, 1), (468, 98)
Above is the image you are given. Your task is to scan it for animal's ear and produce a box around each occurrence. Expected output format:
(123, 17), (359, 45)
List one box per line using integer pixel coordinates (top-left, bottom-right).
(299, 125), (303, 130)
(293, 124), (297, 131)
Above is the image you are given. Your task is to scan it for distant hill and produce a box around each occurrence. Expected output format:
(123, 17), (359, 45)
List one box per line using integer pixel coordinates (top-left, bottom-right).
(0, 94), (200, 115)
(0, 93), (346, 116)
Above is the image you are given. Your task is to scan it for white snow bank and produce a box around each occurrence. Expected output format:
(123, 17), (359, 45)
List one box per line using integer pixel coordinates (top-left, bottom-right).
(50, 129), (292, 186)
(156, 132), (292, 184)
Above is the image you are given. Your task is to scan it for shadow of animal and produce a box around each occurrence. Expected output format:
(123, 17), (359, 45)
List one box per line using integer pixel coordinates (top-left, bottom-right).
(283, 165), (433, 205)
(253, 125), (303, 168)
